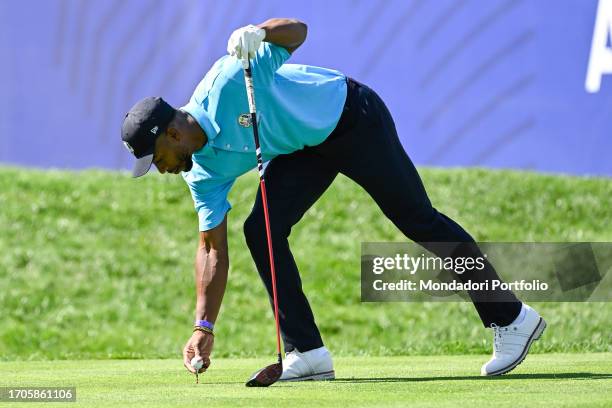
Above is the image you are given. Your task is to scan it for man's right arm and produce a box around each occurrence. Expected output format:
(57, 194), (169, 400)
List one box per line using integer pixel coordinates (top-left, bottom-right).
(182, 216), (228, 374)
(195, 216), (229, 325)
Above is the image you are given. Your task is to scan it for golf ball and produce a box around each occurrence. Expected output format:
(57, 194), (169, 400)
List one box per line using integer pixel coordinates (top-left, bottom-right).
(191, 356), (204, 371)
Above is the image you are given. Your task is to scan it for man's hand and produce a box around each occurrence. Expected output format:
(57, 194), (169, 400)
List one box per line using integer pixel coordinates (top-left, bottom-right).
(227, 24), (266, 65)
(182, 330), (214, 374)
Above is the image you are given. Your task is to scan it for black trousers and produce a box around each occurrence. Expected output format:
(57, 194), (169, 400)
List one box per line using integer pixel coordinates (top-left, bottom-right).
(243, 78), (522, 352)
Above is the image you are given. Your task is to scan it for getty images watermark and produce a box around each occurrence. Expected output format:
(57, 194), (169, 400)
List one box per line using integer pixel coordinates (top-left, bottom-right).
(371, 252), (548, 292)
(361, 243), (612, 302)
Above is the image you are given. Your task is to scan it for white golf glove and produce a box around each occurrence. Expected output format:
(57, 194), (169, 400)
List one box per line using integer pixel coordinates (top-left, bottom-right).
(227, 24), (266, 68)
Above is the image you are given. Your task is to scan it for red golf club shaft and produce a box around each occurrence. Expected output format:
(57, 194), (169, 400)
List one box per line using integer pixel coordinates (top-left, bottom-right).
(243, 60), (282, 363)
(259, 179), (282, 362)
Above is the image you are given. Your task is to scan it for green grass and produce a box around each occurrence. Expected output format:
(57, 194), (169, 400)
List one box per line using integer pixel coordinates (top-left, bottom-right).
(0, 354), (610, 407)
(0, 166), (611, 360)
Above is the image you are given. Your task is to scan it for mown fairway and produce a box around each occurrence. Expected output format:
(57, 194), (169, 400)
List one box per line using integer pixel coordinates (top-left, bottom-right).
(0, 167), (610, 360)
(1, 354), (610, 407)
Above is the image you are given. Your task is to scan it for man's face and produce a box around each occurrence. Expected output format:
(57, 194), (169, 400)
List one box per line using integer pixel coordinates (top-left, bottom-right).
(152, 130), (193, 174)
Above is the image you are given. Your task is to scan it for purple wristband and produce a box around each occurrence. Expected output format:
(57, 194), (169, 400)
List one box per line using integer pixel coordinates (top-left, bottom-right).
(195, 320), (214, 330)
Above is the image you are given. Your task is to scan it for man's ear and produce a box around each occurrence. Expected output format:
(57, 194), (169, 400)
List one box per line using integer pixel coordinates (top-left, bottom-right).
(166, 127), (180, 142)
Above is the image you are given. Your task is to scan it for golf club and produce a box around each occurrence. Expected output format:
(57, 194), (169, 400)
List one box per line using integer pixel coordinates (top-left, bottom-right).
(242, 58), (284, 387)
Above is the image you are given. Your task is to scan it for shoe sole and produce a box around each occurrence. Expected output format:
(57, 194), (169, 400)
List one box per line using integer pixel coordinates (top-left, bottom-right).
(484, 317), (547, 377)
(278, 370), (335, 382)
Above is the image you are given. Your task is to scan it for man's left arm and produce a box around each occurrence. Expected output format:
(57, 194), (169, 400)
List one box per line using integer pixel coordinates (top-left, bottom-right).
(227, 18), (307, 63)
(256, 18), (307, 54)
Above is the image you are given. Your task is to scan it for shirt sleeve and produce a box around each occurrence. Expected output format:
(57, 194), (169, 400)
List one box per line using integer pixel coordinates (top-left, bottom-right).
(250, 42), (291, 83)
(185, 177), (236, 231)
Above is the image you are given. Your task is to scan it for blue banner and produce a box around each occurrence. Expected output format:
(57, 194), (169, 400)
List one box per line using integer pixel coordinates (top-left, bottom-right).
(0, 0), (610, 176)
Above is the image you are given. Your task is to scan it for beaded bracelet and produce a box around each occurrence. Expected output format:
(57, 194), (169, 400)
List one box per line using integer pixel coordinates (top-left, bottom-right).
(193, 326), (214, 336)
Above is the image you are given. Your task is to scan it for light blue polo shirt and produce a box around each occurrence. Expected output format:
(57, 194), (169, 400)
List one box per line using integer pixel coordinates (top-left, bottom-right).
(181, 42), (347, 231)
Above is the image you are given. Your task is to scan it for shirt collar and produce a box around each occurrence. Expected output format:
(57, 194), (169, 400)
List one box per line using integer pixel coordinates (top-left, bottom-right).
(180, 100), (220, 142)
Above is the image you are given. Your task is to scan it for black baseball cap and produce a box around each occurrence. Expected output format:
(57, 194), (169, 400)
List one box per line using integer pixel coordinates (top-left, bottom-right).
(121, 96), (175, 177)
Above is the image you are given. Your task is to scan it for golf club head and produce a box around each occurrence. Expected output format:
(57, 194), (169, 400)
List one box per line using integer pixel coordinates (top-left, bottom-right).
(245, 362), (283, 387)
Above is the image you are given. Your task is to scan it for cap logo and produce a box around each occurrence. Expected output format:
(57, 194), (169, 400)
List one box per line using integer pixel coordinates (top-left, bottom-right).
(123, 141), (134, 154)
(238, 113), (252, 127)
(151, 125), (159, 134)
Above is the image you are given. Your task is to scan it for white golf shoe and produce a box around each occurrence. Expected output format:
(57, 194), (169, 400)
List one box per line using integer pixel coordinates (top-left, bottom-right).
(481, 304), (546, 376)
(279, 346), (335, 381)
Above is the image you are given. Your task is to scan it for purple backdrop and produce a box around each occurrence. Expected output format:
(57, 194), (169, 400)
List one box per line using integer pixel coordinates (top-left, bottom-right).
(1, 0), (611, 176)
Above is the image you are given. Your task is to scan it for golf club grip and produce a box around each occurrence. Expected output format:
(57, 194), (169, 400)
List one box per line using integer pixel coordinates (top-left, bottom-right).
(243, 63), (265, 178)
(243, 60), (283, 359)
